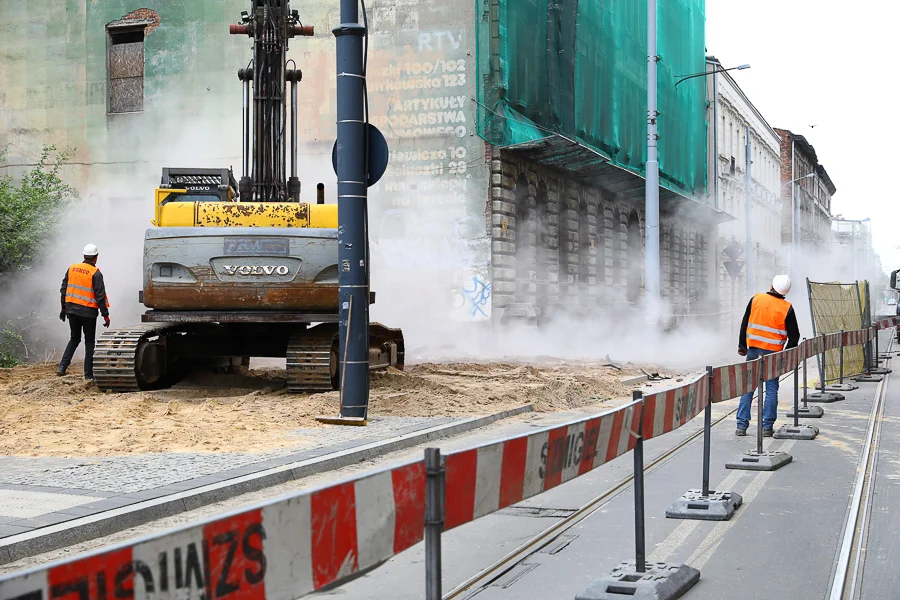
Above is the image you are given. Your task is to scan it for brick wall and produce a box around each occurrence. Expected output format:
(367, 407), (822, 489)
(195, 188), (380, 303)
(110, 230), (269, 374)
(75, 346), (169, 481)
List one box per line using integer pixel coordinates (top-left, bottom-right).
(775, 128), (794, 245)
(108, 8), (160, 35)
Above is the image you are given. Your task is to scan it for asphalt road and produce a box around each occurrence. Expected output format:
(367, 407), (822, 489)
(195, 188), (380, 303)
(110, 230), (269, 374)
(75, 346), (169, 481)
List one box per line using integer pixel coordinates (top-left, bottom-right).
(318, 359), (887, 599)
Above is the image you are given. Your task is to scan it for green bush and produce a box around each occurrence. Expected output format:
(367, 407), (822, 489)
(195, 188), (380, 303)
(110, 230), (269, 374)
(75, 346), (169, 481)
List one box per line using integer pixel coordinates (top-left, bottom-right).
(0, 146), (76, 366)
(0, 321), (24, 368)
(0, 146), (76, 280)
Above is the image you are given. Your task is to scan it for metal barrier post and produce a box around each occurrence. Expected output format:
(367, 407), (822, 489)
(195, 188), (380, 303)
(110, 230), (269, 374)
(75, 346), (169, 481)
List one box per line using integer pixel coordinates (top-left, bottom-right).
(876, 323), (892, 360)
(633, 393), (646, 574)
(425, 448), (444, 600)
(702, 382), (711, 497)
(756, 364), (764, 455)
(869, 324), (892, 375)
(666, 367), (742, 521)
(854, 328), (885, 382)
(839, 332), (845, 383)
(775, 354), (819, 440)
(726, 356), (792, 471)
(577, 391), (700, 600)
(808, 334), (843, 402)
(791, 339), (824, 418)
(875, 325), (881, 366)
(828, 331), (858, 392)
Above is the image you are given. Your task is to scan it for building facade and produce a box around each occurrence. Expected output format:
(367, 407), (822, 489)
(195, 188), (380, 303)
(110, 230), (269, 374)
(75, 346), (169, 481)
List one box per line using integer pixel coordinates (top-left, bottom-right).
(775, 129), (836, 271)
(0, 0), (490, 325)
(480, 0), (715, 325)
(706, 57), (783, 321)
(831, 218), (883, 287)
(2, 0), (713, 329)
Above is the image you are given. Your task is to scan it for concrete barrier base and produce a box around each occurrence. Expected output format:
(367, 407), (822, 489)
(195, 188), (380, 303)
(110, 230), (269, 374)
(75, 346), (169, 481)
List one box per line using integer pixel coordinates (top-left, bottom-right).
(666, 490), (743, 521)
(725, 450), (792, 471)
(575, 561), (700, 600)
(786, 405), (825, 418)
(869, 367), (892, 375)
(805, 391), (844, 402)
(774, 424), (819, 440)
(853, 373), (884, 382)
(827, 383), (858, 392)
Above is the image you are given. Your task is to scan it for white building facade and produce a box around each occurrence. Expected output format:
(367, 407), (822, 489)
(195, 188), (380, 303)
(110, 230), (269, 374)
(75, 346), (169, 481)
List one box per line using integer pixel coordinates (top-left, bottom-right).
(706, 57), (784, 324)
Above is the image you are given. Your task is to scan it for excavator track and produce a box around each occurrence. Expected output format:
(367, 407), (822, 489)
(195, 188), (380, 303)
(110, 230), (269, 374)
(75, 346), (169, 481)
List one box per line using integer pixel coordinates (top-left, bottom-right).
(94, 323), (175, 392)
(286, 324), (338, 393)
(284, 322), (405, 394)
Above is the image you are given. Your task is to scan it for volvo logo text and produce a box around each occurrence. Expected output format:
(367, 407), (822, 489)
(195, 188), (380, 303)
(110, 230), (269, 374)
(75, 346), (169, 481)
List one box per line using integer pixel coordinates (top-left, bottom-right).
(221, 265), (291, 276)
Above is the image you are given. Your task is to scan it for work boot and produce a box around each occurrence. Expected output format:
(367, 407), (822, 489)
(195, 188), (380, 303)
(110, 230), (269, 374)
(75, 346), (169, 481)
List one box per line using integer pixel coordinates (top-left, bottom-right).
(84, 374), (95, 382)
(735, 428), (747, 436)
(56, 365), (67, 377)
(762, 429), (774, 438)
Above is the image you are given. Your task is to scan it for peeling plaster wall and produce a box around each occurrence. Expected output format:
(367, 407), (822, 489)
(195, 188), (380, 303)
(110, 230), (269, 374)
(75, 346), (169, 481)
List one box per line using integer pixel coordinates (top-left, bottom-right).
(0, 0), (491, 323)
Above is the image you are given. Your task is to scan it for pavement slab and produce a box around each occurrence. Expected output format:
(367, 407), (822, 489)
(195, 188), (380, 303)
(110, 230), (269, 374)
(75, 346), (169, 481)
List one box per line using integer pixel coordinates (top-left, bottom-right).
(0, 410), (532, 556)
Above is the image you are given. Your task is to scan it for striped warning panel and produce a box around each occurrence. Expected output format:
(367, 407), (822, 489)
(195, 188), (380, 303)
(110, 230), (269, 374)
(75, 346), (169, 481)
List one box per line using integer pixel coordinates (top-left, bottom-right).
(640, 374), (709, 441)
(442, 399), (643, 532)
(761, 347), (799, 381)
(804, 336), (825, 360)
(0, 461), (427, 600)
(843, 329), (865, 346)
(782, 346), (802, 374)
(824, 332), (842, 352)
(710, 359), (761, 403)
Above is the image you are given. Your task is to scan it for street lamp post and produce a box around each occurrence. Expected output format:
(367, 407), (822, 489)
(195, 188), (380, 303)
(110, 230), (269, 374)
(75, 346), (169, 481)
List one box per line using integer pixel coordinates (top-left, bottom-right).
(646, 0), (660, 318)
(647, 56), (750, 316)
(745, 125), (753, 295)
(675, 63), (750, 87)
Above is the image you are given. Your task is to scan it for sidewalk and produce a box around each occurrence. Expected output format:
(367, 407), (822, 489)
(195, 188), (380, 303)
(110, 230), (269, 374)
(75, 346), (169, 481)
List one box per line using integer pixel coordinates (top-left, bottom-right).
(0, 412), (526, 551)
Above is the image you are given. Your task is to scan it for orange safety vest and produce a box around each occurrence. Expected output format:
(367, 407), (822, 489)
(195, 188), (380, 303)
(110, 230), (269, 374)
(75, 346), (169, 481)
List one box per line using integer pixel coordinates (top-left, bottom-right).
(747, 293), (789, 351)
(65, 263), (110, 309)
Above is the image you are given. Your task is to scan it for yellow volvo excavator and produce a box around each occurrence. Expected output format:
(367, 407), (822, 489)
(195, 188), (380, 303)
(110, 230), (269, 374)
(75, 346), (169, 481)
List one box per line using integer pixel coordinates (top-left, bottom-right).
(93, 2), (403, 394)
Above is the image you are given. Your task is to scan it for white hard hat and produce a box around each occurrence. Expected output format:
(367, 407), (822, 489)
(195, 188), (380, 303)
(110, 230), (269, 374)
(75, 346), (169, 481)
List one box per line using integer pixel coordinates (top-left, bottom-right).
(773, 274), (792, 296)
(83, 243), (99, 257)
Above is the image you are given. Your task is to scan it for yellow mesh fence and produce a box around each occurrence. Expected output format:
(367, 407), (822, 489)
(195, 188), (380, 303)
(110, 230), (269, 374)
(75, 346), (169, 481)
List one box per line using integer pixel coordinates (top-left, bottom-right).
(808, 280), (867, 382)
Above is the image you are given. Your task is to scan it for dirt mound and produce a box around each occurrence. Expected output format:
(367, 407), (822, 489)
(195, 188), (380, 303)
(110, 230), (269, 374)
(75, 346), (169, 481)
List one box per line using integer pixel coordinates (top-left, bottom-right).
(365, 362), (635, 417)
(0, 360), (651, 457)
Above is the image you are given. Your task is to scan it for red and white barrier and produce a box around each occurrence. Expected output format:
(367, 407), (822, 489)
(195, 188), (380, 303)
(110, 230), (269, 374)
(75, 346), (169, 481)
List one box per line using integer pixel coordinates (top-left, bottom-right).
(2, 321), (891, 600)
(761, 345), (802, 382)
(641, 374), (708, 441)
(442, 399), (642, 531)
(823, 332), (842, 352)
(0, 461), (428, 600)
(710, 360), (761, 403)
(875, 317), (900, 329)
(804, 336), (824, 360)
(843, 329), (867, 346)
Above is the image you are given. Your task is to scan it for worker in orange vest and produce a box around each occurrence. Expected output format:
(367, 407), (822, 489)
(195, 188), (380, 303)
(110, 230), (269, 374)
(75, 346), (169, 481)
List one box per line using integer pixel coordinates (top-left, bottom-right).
(736, 275), (800, 436)
(57, 244), (110, 380)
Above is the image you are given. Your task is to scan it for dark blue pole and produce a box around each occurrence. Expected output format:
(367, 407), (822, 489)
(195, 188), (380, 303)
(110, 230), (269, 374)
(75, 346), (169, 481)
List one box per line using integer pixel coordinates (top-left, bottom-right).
(334, 3), (369, 418)
(632, 390), (646, 573)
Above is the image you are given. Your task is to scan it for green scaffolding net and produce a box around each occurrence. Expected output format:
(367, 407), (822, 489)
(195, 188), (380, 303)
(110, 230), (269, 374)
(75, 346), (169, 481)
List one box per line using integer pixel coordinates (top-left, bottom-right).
(476, 0), (707, 199)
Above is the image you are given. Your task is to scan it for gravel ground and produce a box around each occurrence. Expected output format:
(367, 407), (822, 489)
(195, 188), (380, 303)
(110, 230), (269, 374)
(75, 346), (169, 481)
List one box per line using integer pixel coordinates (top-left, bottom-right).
(0, 416), (439, 493)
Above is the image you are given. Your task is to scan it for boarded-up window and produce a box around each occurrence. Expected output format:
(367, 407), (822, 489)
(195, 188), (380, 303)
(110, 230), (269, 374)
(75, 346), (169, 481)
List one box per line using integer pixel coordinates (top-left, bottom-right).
(108, 27), (144, 113)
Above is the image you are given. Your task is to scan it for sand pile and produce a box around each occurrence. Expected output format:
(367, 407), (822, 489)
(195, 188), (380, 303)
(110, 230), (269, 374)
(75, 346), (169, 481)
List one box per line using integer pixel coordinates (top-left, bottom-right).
(0, 360), (654, 457)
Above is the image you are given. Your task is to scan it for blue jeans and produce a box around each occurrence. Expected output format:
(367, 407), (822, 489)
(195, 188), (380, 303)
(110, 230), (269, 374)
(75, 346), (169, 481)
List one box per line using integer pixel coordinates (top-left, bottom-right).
(737, 347), (779, 431)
